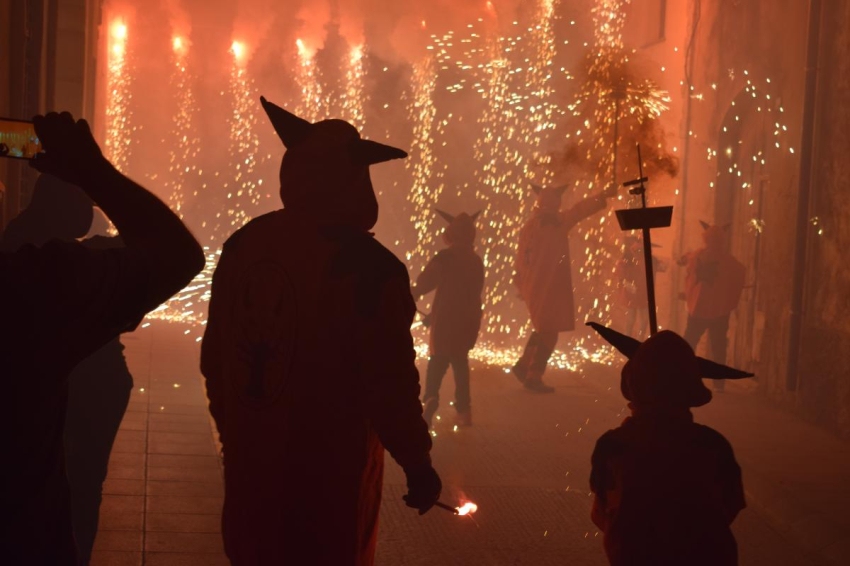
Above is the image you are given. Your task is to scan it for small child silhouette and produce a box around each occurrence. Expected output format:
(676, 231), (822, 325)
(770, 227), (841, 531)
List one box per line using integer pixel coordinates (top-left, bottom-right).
(590, 330), (745, 565)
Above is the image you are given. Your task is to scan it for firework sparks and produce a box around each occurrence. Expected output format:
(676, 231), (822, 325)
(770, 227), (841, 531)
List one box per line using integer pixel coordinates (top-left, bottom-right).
(104, 19), (133, 172)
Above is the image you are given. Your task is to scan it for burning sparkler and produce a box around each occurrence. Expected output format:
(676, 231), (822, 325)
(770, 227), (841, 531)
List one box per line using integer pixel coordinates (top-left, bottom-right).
(434, 500), (479, 516)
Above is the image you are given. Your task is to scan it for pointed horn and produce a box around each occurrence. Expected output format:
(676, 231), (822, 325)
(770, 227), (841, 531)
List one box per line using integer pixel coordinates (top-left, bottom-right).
(586, 322), (641, 358)
(530, 183), (542, 195)
(699, 220), (711, 230)
(586, 322), (754, 379)
(435, 209), (455, 224)
(471, 210), (482, 221)
(260, 96), (312, 149)
(350, 139), (408, 165)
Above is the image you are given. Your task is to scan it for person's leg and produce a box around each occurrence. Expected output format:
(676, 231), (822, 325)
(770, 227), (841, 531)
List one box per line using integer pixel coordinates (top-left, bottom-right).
(64, 355), (133, 565)
(452, 353), (472, 425)
(707, 314), (731, 391)
(512, 331), (540, 382)
(525, 331), (559, 393)
(423, 354), (451, 426)
(683, 315), (710, 351)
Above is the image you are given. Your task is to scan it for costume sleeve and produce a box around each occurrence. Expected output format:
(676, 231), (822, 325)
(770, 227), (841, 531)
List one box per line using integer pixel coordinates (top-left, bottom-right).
(10, 241), (150, 366)
(413, 252), (442, 297)
(713, 431), (746, 523)
(200, 249), (229, 443)
(360, 267), (433, 471)
(560, 192), (607, 231)
(589, 431), (616, 531)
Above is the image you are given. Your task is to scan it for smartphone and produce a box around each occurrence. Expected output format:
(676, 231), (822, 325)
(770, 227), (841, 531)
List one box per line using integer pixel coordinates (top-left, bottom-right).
(0, 117), (42, 160)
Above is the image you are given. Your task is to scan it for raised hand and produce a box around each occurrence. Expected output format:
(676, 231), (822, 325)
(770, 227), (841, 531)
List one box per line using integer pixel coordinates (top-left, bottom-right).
(30, 112), (109, 186)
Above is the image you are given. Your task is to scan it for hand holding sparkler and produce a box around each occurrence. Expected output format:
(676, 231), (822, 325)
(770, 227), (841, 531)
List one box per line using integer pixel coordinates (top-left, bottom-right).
(434, 500), (479, 516)
(402, 463), (442, 515)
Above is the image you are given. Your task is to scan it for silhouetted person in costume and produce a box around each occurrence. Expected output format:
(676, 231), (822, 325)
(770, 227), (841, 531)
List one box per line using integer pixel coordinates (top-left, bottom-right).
(0, 182), (133, 566)
(512, 182), (617, 392)
(615, 236), (666, 339)
(679, 222), (746, 391)
(588, 328), (746, 566)
(414, 209), (484, 428)
(201, 97), (441, 566)
(0, 112), (204, 564)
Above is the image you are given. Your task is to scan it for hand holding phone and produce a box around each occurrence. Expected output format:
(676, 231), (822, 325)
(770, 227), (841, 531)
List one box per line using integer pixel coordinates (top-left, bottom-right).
(29, 112), (109, 186)
(0, 117), (42, 160)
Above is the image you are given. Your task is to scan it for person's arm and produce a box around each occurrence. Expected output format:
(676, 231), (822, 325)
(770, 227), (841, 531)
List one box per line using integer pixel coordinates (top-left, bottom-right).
(359, 262), (441, 513)
(561, 185), (616, 230)
(30, 112), (204, 305)
(412, 253), (442, 298)
(200, 249), (229, 445)
(589, 432), (616, 532)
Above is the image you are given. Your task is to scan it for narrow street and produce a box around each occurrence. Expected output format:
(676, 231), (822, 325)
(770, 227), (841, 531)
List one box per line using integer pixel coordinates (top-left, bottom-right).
(90, 321), (846, 565)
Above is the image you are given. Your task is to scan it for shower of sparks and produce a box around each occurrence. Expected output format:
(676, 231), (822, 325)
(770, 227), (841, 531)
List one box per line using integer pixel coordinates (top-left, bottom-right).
(344, 45), (366, 131)
(295, 39), (323, 123)
(104, 19), (133, 172)
(405, 55), (445, 268)
(223, 40), (265, 236)
(165, 35), (201, 217)
(705, 73), (795, 236)
(145, 248), (218, 333)
(295, 38), (367, 128)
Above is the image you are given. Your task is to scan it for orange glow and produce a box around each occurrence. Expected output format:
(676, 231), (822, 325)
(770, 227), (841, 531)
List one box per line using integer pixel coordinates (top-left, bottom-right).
(173, 36), (183, 52)
(456, 501), (478, 516)
(231, 40), (245, 60)
(112, 22), (127, 40)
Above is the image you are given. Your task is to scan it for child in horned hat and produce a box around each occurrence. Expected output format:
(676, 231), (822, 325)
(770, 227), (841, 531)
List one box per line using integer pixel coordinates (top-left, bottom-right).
(414, 210), (485, 427)
(589, 329), (746, 566)
(678, 222), (746, 391)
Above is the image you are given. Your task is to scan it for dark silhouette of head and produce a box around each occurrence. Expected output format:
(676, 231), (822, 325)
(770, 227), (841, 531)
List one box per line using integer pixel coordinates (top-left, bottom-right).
(1, 173), (92, 251)
(436, 209), (480, 247)
(260, 96), (407, 231)
(700, 221), (730, 251)
(531, 183), (567, 214)
(620, 330), (712, 409)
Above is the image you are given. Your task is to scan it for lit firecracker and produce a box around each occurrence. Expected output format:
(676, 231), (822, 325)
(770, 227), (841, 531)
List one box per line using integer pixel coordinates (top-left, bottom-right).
(434, 500), (479, 516)
(105, 19), (133, 173)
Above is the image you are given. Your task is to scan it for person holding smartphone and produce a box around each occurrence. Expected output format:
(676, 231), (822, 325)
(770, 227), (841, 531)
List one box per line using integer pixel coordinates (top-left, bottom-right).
(0, 112), (204, 564)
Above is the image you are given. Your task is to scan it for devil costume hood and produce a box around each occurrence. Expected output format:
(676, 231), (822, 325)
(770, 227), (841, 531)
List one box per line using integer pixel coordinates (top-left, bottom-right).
(683, 222), (746, 319)
(202, 98), (431, 566)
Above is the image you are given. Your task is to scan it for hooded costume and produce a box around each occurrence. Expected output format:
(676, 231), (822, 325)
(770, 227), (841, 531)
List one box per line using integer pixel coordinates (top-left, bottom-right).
(414, 210), (484, 426)
(201, 97), (436, 565)
(587, 327), (746, 566)
(680, 222), (746, 391)
(512, 183), (609, 392)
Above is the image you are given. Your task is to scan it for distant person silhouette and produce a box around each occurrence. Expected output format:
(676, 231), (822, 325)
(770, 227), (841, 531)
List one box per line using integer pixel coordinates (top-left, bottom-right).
(201, 97), (441, 565)
(0, 112), (204, 565)
(679, 222), (746, 391)
(414, 209), (484, 428)
(0, 179), (133, 566)
(589, 330), (745, 566)
(512, 182), (617, 392)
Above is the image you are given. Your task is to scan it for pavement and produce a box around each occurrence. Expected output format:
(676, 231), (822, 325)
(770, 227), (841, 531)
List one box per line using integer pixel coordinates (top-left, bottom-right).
(89, 321), (850, 565)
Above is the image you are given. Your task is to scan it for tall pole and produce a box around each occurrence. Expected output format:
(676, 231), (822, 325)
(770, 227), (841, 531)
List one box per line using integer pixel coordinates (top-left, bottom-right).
(634, 146), (659, 335)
